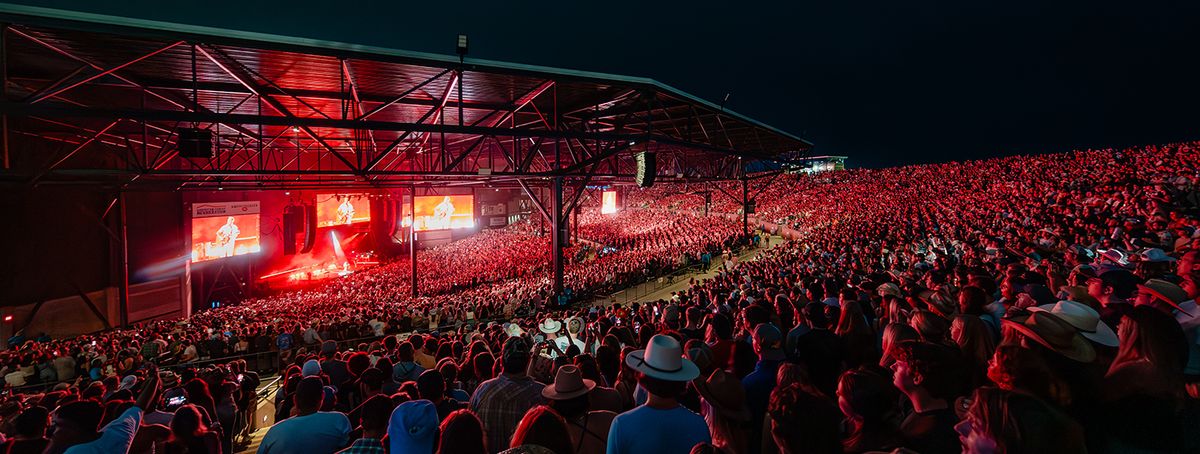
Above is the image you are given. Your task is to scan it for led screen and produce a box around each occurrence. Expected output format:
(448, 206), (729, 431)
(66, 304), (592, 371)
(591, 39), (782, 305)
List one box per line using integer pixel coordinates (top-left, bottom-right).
(413, 195), (475, 231)
(316, 194), (371, 227)
(601, 191), (618, 214)
(191, 214), (261, 262)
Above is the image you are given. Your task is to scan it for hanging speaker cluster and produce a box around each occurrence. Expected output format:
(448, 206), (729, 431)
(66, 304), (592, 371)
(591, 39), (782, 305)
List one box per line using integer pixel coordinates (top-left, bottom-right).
(282, 204), (318, 255)
(283, 206), (303, 256)
(300, 204), (317, 254)
(636, 151), (656, 187)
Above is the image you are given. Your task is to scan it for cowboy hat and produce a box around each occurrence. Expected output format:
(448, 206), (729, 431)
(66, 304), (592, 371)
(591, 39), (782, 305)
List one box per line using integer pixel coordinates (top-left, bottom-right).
(693, 369), (751, 421)
(541, 365), (596, 400)
(1002, 311), (1096, 363)
(877, 283), (903, 299)
(1138, 279), (1193, 316)
(1138, 248), (1177, 263)
(626, 334), (700, 382)
(1097, 249), (1129, 266)
(504, 323), (525, 338)
(1028, 300), (1118, 347)
(538, 318), (563, 334)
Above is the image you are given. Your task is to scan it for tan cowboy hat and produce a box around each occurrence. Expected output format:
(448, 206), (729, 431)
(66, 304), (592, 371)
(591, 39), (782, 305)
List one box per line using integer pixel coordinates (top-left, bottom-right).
(1002, 311), (1096, 363)
(1028, 300), (1118, 347)
(693, 369), (751, 421)
(541, 365), (596, 400)
(626, 334), (700, 382)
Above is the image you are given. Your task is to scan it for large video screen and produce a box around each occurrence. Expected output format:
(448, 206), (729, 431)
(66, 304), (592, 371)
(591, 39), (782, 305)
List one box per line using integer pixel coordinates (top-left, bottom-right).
(601, 190), (618, 214)
(191, 214), (261, 263)
(413, 195), (475, 231)
(316, 194), (371, 227)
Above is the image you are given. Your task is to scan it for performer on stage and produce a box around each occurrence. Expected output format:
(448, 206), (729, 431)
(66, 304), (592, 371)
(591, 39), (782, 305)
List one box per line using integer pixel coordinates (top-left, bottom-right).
(215, 216), (240, 257)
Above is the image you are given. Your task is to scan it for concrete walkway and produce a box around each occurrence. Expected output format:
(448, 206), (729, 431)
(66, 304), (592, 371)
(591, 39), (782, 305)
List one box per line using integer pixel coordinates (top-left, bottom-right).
(593, 234), (784, 306)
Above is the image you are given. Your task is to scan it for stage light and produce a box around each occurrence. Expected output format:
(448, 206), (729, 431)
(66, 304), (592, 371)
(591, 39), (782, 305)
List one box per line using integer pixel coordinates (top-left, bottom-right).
(291, 126), (300, 132)
(456, 34), (469, 56)
(2, 315), (12, 322)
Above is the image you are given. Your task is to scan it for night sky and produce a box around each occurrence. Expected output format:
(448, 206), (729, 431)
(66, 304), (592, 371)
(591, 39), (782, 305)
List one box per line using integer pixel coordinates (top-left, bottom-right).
(10, 0), (1200, 168)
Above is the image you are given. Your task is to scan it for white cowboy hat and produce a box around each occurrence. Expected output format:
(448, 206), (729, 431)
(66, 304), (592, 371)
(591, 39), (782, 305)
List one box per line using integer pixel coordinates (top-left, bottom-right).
(538, 318), (563, 334)
(625, 334), (700, 382)
(1028, 300), (1118, 347)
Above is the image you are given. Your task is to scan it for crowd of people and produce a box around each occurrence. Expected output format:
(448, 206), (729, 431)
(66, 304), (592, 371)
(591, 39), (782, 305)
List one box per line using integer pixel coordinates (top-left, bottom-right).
(0, 141), (1197, 453)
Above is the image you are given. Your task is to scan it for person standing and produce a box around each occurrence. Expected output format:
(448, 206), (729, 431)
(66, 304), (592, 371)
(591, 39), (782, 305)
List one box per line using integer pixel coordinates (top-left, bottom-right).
(470, 337), (546, 453)
(607, 334), (710, 454)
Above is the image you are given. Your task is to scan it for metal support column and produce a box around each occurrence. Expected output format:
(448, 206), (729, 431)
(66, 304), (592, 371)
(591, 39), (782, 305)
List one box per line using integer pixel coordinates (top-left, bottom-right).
(551, 176), (564, 299)
(410, 185), (418, 298)
(117, 192), (130, 328)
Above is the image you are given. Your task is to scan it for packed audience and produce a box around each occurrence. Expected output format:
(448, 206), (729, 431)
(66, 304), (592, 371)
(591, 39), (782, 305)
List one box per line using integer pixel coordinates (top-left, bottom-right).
(0, 141), (1197, 454)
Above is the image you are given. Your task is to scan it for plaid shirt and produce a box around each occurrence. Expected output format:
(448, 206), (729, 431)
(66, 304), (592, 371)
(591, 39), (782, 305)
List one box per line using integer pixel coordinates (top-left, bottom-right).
(470, 374), (547, 453)
(336, 437), (385, 454)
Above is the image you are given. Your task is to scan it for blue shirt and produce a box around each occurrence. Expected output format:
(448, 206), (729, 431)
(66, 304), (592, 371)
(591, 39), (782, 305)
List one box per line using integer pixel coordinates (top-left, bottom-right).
(64, 406), (142, 454)
(258, 411), (350, 454)
(742, 359), (781, 438)
(607, 405), (710, 454)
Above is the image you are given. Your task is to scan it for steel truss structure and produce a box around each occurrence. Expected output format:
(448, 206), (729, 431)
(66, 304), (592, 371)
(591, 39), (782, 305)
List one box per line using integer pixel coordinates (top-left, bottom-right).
(0, 4), (810, 193)
(0, 4), (813, 305)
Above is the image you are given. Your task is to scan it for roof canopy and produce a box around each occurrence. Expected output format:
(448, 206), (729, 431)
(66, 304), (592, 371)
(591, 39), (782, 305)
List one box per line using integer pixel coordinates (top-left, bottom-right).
(0, 3), (812, 190)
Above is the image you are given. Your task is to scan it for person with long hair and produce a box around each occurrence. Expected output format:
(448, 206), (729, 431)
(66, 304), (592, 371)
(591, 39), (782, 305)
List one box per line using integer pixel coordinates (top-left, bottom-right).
(951, 315), (996, 388)
(955, 387), (1085, 453)
(836, 301), (879, 368)
(165, 405), (221, 454)
(505, 405), (575, 454)
(908, 311), (952, 347)
(1099, 305), (1188, 451)
(879, 323), (919, 369)
(837, 367), (903, 453)
(768, 383), (841, 454)
(437, 409), (488, 454)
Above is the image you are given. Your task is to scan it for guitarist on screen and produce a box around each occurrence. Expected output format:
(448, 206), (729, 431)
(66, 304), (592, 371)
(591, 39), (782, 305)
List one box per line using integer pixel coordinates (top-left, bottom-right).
(337, 197), (356, 225)
(215, 216), (240, 257)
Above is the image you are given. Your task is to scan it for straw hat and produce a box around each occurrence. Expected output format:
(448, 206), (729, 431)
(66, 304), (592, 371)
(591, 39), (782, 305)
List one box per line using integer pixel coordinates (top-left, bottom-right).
(693, 369), (751, 421)
(1002, 311), (1096, 363)
(541, 365), (596, 400)
(1028, 300), (1118, 347)
(625, 334), (700, 381)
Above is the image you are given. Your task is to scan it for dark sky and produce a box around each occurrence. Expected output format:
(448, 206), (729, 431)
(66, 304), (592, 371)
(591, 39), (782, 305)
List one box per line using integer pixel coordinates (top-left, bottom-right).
(11, 0), (1200, 167)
